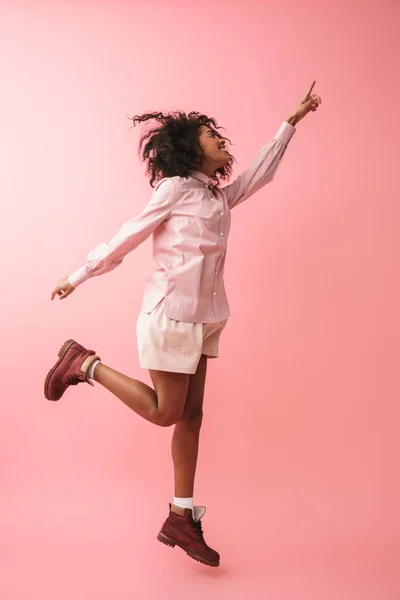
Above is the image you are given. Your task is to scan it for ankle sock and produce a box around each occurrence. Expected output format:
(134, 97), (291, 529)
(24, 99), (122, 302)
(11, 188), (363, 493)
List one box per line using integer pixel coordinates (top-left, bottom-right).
(173, 497), (193, 511)
(87, 359), (101, 380)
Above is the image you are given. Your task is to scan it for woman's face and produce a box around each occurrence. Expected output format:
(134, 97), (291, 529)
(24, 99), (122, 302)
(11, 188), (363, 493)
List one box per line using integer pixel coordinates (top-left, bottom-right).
(198, 125), (230, 175)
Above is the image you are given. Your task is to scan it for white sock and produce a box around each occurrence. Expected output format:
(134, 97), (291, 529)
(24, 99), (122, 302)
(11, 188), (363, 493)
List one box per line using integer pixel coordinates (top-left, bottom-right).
(87, 359), (101, 380)
(173, 497), (193, 511)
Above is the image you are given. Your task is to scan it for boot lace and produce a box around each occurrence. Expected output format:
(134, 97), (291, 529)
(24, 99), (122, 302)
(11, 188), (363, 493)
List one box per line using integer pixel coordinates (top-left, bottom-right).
(192, 519), (205, 540)
(66, 373), (84, 386)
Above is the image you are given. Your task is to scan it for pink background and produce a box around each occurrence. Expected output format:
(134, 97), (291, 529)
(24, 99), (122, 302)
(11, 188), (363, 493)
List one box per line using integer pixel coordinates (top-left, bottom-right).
(1, 0), (399, 598)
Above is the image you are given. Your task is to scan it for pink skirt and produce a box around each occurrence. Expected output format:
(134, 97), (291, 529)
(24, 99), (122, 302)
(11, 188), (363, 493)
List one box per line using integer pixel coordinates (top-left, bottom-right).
(136, 298), (228, 374)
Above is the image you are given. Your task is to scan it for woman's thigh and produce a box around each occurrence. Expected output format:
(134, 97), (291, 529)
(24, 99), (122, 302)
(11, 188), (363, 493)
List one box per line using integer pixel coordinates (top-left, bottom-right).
(182, 354), (208, 420)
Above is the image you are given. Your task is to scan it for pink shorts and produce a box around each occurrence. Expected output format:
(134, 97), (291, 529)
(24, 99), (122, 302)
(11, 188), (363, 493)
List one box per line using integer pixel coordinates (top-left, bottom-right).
(136, 298), (228, 374)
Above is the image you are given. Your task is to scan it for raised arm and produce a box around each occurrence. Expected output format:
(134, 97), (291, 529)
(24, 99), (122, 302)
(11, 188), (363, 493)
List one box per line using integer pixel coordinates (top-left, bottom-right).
(222, 81), (321, 210)
(221, 122), (296, 210)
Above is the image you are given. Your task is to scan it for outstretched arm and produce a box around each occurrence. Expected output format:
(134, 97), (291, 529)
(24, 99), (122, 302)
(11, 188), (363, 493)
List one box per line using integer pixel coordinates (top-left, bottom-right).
(222, 81), (321, 210)
(222, 121), (296, 210)
(67, 178), (177, 288)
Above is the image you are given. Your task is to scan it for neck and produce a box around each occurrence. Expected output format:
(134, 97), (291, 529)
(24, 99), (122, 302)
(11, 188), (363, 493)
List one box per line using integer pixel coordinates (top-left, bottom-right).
(198, 166), (215, 178)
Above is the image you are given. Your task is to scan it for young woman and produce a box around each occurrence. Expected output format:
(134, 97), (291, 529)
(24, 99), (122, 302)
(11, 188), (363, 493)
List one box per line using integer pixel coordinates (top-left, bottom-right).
(45, 82), (321, 567)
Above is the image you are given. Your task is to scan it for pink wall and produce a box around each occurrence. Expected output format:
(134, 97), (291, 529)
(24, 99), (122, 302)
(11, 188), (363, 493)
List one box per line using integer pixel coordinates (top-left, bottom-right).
(1, 0), (399, 598)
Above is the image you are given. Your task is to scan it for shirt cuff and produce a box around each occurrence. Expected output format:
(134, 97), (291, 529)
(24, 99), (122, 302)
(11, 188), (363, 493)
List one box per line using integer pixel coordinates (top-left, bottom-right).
(275, 121), (296, 146)
(68, 265), (91, 288)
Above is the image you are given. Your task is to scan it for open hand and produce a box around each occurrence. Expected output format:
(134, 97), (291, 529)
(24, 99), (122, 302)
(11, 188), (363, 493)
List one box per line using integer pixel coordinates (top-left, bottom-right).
(51, 277), (75, 300)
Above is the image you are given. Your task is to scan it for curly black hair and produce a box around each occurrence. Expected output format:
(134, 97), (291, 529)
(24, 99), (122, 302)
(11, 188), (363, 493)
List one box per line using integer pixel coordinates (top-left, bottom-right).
(128, 110), (236, 188)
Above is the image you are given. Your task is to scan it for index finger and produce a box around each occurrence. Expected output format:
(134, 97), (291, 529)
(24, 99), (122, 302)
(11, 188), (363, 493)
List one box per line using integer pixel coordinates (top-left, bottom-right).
(303, 80), (316, 101)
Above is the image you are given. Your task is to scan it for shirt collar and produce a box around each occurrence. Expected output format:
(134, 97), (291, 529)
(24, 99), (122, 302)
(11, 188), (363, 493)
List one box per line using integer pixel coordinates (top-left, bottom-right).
(191, 171), (214, 187)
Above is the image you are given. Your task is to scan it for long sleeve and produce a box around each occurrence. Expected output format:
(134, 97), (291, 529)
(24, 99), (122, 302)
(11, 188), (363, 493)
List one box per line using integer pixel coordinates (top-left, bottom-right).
(222, 121), (296, 210)
(68, 178), (177, 288)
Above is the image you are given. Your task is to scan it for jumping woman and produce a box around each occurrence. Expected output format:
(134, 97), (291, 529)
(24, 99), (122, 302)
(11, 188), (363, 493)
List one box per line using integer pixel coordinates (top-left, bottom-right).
(44, 82), (321, 567)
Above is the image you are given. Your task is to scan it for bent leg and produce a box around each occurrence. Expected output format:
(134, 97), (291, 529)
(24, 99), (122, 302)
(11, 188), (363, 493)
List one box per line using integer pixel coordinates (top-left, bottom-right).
(94, 363), (190, 427)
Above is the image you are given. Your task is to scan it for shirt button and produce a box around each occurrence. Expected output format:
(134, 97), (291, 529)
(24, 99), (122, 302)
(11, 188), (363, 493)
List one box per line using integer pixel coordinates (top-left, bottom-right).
(220, 212), (224, 216)
(220, 232), (224, 236)
(213, 292), (217, 296)
(216, 271), (218, 275)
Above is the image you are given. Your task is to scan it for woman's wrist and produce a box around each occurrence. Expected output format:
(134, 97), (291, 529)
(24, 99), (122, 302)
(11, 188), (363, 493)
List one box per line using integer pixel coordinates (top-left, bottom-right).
(285, 113), (298, 126)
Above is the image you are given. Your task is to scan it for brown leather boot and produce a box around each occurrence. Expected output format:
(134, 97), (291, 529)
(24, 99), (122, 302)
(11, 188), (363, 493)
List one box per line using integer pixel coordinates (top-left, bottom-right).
(157, 504), (220, 567)
(44, 339), (100, 401)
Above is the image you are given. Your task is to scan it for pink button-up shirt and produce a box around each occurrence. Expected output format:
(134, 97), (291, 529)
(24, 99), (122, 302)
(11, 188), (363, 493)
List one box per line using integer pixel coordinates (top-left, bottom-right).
(68, 121), (295, 323)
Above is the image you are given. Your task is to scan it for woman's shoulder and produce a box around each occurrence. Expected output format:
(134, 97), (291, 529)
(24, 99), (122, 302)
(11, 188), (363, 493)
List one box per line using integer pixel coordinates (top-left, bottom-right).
(153, 175), (182, 193)
(154, 175), (190, 202)
(150, 177), (184, 209)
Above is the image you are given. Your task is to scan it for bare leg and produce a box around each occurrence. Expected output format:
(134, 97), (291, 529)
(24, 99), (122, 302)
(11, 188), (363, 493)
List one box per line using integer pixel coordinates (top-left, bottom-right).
(169, 354), (208, 500)
(93, 363), (190, 427)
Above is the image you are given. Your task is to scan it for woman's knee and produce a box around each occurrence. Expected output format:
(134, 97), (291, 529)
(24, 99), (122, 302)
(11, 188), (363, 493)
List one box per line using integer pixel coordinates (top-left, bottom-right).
(149, 369), (190, 427)
(157, 410), (183, 427)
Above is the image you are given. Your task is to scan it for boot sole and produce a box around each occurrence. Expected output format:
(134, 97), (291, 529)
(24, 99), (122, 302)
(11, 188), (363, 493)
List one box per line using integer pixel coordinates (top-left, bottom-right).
(44, 339), (77, 401)
(157, 532), (219, 567)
